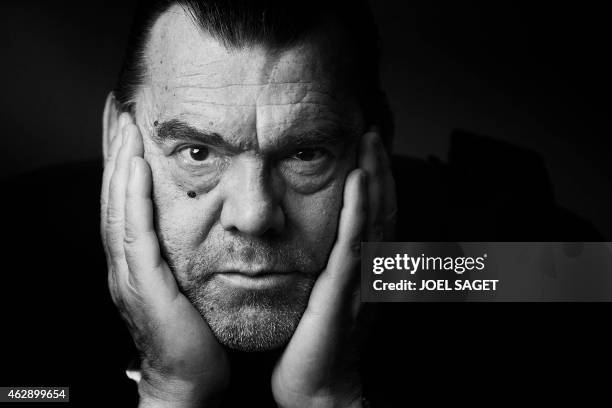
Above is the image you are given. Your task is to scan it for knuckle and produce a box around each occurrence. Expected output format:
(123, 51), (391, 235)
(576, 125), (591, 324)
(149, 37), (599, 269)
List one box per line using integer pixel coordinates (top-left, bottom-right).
(123, 232), (144, 261)
(123, 230), (139, 247)
(126, 273), (142, 296)
(106, 206), (123, 227)
(106, 234), (125, 255)
(108, 268), (143, 313)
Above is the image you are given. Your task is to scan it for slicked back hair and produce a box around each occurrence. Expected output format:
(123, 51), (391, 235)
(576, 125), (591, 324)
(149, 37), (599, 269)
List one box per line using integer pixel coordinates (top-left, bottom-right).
(114, 0), (393, 141)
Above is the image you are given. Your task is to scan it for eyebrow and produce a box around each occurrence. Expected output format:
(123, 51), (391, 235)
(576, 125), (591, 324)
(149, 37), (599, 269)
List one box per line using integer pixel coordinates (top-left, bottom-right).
(154, 118), (357, 154)
(154, 119), (228, 147)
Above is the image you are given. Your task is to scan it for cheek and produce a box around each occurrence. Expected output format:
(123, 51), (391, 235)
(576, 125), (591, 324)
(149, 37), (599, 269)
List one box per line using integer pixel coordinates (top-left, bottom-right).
(285, 176), (345, 260)
(145, 149), (219, 274)
(282, 147), (356, 264)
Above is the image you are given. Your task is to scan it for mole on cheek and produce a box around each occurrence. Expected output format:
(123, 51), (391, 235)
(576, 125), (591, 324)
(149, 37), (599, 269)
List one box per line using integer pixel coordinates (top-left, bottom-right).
(187, 190), (197, 198)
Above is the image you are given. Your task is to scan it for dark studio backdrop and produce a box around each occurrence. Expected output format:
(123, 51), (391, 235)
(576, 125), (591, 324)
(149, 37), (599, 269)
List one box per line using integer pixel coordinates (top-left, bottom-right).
(0, 1), (610, 406)
(1, 0), (610, 237)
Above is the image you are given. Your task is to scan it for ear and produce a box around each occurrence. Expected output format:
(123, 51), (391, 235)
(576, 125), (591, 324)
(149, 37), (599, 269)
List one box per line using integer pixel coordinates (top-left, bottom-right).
(102, 92), (121, 161)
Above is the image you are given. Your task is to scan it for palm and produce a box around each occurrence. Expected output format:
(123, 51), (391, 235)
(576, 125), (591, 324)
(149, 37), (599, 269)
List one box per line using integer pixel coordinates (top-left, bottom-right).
(130, 260), (230, 391)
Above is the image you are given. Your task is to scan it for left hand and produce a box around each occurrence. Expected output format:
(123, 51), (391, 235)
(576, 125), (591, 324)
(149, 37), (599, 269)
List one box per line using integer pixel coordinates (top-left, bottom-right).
(271, 129), (396, 408)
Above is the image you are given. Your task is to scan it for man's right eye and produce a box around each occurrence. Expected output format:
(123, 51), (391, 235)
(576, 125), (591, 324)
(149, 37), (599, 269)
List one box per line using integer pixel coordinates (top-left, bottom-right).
(177, 145), (213, 164)
(187, 146), (210, 161)
(173, 145), (227, 177)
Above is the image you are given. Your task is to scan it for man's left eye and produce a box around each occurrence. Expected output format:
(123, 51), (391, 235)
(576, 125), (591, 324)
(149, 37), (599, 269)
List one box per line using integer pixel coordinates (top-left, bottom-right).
(290, 148), (326, 162)
(280, 147), (334, 178)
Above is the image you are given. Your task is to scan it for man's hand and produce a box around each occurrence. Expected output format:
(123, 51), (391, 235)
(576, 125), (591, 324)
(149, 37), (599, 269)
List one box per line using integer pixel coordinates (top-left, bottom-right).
(101, 113), (230, 408)
(271, 129), (396, 408)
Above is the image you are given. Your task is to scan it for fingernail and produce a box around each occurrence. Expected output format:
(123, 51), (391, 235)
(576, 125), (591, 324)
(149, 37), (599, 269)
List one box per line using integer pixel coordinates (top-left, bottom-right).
(122, 124), (131, 146)
(118, 113), (126, 130)
(118, 113), (129, 133)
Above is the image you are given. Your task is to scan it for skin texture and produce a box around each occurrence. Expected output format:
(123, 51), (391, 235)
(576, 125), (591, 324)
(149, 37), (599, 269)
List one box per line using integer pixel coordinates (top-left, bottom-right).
(101, 5), (396, 407)
(135, 6), (364, 351)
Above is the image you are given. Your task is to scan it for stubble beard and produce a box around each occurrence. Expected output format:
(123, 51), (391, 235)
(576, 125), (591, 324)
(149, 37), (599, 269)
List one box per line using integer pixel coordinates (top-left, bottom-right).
(171, 236), (322, 352)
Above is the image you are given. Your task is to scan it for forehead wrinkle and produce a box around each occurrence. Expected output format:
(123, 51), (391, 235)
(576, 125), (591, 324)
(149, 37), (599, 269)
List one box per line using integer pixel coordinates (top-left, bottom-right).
(167, 80), (316, 89)
(142, 6), (363, 155)
(165, 80), (335, 102)
(255, 104), (359, 151)
(172, 99), (349, 133)
(164, 98), (355, 152)
(170, 80), (350, 116)
(176, 100), (341, 108)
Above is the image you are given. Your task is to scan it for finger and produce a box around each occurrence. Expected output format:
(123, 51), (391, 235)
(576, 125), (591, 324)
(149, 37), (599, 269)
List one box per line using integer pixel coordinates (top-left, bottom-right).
(124, 156), (179, 302)
(106, 123), (144, 273)
(101, 112), (132, 248)
(306, 169), (367, 321)
(103, 113), (134, 307)
(101, 112), (132, 233)
(273, 170), (367, 384)
(359, 129), (383, 241)
(280, 169), (366, 372)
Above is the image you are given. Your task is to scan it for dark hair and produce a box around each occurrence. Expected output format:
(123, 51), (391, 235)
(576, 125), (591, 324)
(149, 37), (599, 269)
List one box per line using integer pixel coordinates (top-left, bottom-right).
(115, 0), (393, 140)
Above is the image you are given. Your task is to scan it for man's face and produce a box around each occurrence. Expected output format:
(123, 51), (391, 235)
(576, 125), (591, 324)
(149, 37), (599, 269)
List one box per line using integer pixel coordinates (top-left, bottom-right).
(132, 6), (365, 351)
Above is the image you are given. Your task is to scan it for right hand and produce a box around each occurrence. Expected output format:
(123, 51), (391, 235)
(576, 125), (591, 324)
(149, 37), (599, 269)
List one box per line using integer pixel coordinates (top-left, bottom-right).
(101, 113), (230, 407)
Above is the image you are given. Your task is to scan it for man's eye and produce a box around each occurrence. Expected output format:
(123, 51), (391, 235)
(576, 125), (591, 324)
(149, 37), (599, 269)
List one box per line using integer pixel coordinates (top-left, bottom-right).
(280, 147), (334, 179)
(176, 145), (213, 164)
(291, 148), (326, 162)
(175, 145), (223, 172)
(188, 146), (209, 161)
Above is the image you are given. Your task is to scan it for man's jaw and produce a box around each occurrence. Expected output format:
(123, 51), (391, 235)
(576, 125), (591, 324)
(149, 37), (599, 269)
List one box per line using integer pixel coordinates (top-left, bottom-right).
(188, 268), (316, 351)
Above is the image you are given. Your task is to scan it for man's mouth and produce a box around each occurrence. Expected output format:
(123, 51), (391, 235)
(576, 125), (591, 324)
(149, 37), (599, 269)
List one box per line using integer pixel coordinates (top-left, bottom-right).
(215, 269), (297, 289)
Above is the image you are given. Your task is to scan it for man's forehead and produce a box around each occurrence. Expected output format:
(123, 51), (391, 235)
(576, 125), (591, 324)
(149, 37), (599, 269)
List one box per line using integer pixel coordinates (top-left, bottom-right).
(140, 5), (358, 137)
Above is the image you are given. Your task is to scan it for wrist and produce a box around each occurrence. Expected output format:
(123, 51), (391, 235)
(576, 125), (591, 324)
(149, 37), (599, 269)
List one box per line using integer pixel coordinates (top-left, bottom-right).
(137, 370), (222, 408)
(275, 385), (363, 408)
(308, 394), (363, 408)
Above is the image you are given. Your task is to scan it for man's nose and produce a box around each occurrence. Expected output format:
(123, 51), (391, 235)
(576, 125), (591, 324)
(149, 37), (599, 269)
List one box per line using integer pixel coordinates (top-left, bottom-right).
(219, 156), (285, 236)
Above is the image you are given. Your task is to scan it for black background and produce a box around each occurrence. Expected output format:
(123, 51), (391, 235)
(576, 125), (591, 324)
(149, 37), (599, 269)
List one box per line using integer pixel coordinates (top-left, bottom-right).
(0, 1), (610, 406)
(0, 0), (610, 237)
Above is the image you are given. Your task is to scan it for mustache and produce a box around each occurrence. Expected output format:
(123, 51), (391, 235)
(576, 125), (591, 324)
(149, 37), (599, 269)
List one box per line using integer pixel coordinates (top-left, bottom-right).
(186, 235), (320, 278)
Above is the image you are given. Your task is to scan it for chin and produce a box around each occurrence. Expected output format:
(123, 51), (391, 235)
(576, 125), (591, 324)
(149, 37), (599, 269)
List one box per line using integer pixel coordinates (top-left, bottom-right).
(206, 305), (303, 351)
(186, 274), (315, 352)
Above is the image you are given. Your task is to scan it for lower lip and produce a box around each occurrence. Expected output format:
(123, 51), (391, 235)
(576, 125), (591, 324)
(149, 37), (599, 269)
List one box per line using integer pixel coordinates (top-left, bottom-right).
(216, 272), (294, 289)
